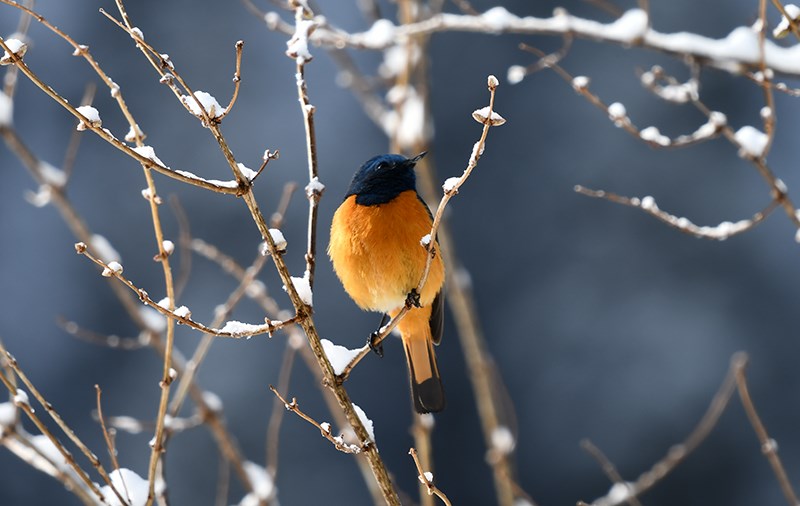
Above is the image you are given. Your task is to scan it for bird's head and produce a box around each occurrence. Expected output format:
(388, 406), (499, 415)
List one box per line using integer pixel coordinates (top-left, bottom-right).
(345, 152), (426, 206)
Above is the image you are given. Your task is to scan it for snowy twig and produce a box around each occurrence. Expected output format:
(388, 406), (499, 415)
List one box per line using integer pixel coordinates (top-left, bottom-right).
(409, 447), (452, 506)
(756, 0), (777, 158)
(525, 45), (723, 149)
(1, 0), (33, 99)
(269, 386), (363, 454)
(289, 2), (323, 290)
(771, 0), (800, 41)
(574, 186), (779, 240)
(0, 34), (240, 193)
(537, 41), (800, 238)
(62, 83), (96, 183)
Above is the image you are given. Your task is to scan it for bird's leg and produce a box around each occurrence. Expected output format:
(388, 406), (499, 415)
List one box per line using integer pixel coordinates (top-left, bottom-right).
(405, 288), (421, 309)
(368, 313), (390, 357)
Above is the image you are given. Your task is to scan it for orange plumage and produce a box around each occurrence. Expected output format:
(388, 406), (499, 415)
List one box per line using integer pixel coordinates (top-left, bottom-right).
(329, 153), (446, 413)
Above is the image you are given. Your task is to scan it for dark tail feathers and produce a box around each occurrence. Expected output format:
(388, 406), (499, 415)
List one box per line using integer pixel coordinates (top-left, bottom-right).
(404, 338), (446, 413)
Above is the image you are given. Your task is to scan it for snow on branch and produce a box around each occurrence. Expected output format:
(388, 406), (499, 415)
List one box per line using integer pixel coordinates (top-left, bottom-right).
(574, 185), (779, 240)
(74, 241), (300, 339)
(265, 7), (800, 78)
(269, 386), (364, 454)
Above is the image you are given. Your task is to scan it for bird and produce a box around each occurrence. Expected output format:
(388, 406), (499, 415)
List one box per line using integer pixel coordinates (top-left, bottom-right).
(328, 152), (446, 413)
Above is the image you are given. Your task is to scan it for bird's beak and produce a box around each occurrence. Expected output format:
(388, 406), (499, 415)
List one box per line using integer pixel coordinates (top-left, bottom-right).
(410, 151), (427, 164)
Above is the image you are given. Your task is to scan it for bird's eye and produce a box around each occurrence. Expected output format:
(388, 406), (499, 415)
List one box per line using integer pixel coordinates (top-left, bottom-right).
(376, 161), (389, 170)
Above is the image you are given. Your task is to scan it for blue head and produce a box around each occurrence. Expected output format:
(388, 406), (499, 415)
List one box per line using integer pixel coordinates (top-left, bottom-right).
(346, 152), (426, 206)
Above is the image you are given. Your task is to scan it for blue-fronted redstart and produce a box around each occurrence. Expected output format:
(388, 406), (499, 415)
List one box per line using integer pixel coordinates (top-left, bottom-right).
(328, 152), (446, 413)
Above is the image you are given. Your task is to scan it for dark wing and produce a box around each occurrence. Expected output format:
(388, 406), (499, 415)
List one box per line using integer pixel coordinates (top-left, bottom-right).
(429, 290), (444, 345)
(417, 192), (444, 344)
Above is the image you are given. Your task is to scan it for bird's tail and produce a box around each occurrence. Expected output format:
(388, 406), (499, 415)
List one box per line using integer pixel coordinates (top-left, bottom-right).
(402, 333), (445, 413)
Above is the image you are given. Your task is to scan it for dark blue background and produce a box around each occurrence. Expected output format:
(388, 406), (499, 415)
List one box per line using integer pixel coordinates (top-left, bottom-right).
(2, 1), (799, 505)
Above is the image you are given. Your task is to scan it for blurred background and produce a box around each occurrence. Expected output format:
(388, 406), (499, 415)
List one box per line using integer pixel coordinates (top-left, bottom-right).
(2, 0), (800, 505)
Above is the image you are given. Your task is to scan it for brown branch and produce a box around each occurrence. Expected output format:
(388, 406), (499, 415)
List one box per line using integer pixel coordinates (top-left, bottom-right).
(412, 414), (436, 506)
(409, 447), (452, 506)
(218, 40), (244, 121)
(292, 17), (322, 290)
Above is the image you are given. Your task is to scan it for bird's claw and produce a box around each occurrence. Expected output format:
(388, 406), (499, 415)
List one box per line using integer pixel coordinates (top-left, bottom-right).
(368, 331), (384, 358)
(405, 289), (421, 309)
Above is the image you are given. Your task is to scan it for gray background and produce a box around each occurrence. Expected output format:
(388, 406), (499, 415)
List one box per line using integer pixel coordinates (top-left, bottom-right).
(2, 0), (799, 505)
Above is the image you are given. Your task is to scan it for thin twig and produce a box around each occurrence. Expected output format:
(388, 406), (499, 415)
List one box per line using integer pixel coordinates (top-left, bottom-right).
(581, 439), (642, 506)
(412, 414), (436, 506)
(95, 385), (130, 504)
(169, 195), (193, 299)
(62, 82), (96, 182)
(58, 317), (149, 350)
(74, 242), (298, 339)
(735, 360), (800, 505)
(574, 185), (779, 240)
(409, 447), (453, 506)
(582, 353), (746, 506)
(770, 0), (800, 40)
(269, 386), (362, 454)
(0, 343), (124, 505)
(218, 40), (244, 121)
(756, 0), (777, 157)
(293, 17), (322, 289)
(266, 343), (297, 475)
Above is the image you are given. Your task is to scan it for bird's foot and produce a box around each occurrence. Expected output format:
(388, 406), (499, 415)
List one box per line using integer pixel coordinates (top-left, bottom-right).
(368, 331), (384, 358)
(405, 289), (421, 309)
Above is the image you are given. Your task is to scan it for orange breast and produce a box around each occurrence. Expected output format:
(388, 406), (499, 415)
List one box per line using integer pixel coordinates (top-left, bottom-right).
(328, 190), (445, 313)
